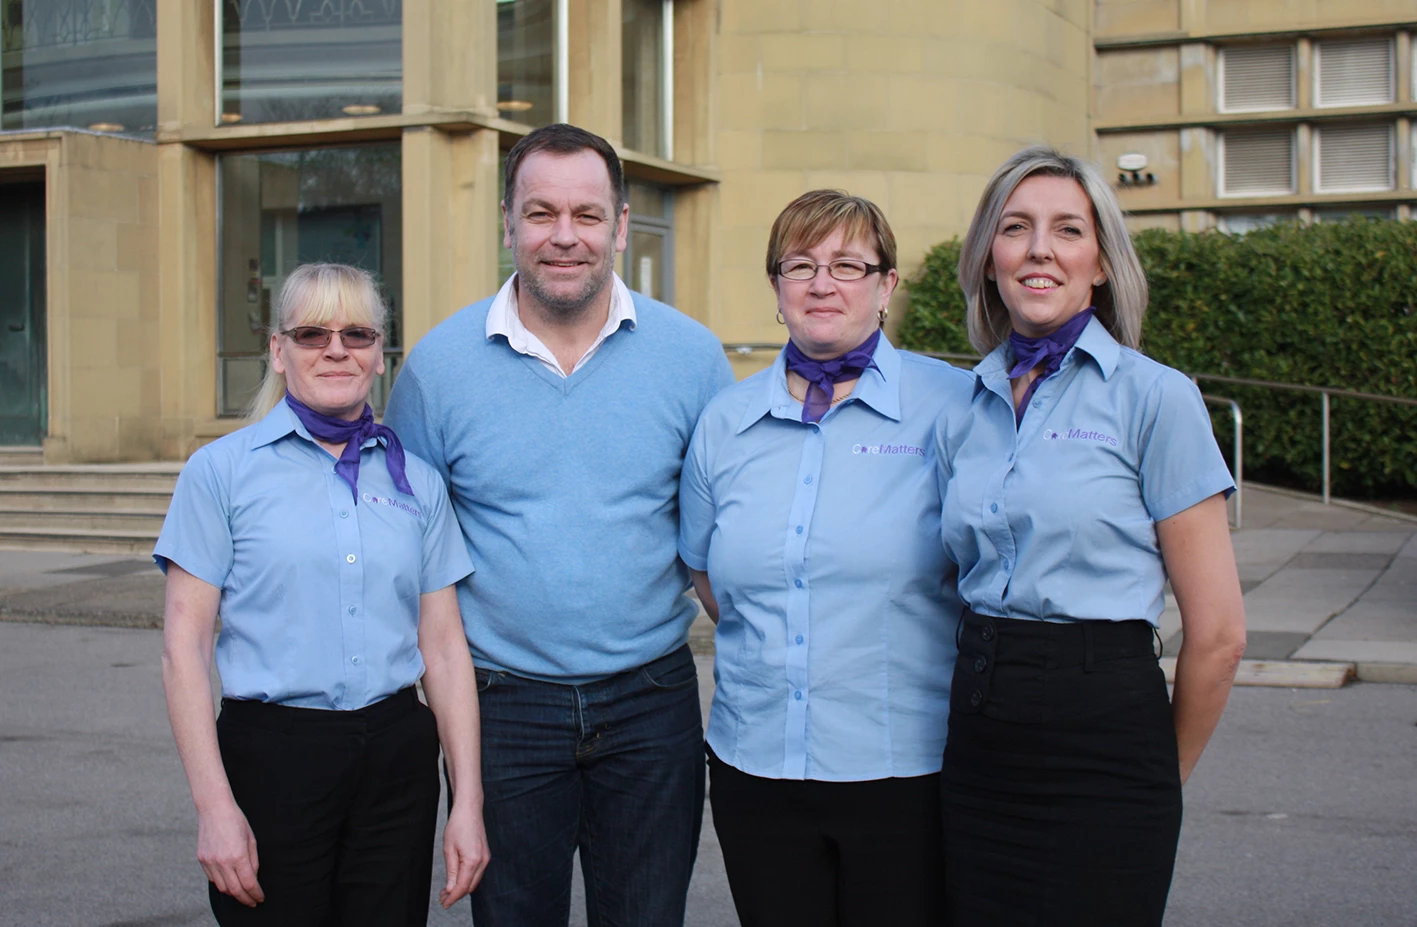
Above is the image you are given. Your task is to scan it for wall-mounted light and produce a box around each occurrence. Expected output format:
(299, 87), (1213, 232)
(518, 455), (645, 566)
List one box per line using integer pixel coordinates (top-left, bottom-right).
(341, 104), (382, 116)
(1117, 153), (1157, 187)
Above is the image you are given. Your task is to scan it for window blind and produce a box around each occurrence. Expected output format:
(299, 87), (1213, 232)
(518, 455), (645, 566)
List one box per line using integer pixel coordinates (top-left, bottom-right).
(1316, 124), (1393, 192)
(1221, 129), (1295, 196)
(1220, 45), (1295, 112)
(1315, 38), (1394, 107)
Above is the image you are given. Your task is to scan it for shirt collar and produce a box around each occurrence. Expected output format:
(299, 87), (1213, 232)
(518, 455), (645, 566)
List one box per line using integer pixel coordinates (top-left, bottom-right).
(485, 272), (638, 346)
(736, 334), (902, 434)
(973, 314), (1120, 397)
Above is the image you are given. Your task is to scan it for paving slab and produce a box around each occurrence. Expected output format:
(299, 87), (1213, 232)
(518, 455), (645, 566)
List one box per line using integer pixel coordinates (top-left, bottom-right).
(1243, 567), (1383, 635)
(1312, 602), (1417, 642)
(1300, 531), (1412, 555)
(1229, 529), (1320, 584)
(1290, 640), (1417, 665)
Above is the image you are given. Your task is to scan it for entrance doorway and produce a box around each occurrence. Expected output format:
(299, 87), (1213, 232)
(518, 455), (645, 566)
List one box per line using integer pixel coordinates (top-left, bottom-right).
(0, 182), (46, 446)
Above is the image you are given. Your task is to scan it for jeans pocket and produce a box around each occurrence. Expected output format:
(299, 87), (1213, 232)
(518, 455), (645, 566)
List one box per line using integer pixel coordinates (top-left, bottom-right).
(640, 649), (698, 690)
(475, 667), (500, 694)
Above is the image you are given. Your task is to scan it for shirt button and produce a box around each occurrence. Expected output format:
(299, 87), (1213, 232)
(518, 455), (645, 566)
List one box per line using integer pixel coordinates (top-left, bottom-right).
(794, 579), (803, 589)
(340, 510), (349, 519)
(795, 634), (804, 645)
(969, 689), (983, 708)
(350, 656), (361, 665)
(346, 554), (357, 563)
(794, 690), (803, 700)
(803, 475), (812, 484)
(348, 605), (356, 615)
(796, 525), (803, 535)
(1001, 558), (1011, 572)
(974, 656), (988, 673)
(990, 503), (999, 514)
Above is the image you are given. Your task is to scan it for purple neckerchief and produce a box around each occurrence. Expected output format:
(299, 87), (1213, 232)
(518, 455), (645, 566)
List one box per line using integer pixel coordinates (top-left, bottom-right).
(785, 329), (881, 424)
(1007, 308), (1096, 426)
(284, 392), (413, 504)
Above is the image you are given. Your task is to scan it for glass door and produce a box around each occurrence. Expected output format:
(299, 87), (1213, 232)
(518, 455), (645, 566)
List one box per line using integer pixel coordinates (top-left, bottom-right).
(0, 182), (46, 445)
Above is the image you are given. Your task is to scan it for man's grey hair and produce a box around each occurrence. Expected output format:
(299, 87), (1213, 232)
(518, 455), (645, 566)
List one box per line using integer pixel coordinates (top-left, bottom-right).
(957, 145), (1147, 354)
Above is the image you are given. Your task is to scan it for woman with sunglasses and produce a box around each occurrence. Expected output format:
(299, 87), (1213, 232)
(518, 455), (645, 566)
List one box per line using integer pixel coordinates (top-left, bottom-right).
(157, 263), (488, 926)
(679, 190), (973, 926)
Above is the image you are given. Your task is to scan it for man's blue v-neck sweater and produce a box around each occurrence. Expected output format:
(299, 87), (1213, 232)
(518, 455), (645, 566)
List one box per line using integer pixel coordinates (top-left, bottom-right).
(385, 291), (734, 684)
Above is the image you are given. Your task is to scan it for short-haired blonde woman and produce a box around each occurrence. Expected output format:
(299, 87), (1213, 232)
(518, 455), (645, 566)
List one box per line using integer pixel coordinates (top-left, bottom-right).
(157, 263), (488, 925)
(679, 190), (973, 926)
(935, 147), (1246, 926)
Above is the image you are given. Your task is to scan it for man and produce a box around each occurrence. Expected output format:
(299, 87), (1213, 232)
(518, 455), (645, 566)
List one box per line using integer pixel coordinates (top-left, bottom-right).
(385, 123), (733, 926)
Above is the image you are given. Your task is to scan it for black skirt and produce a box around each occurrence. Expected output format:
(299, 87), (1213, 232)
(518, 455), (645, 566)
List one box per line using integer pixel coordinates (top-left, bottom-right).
(940, 611), (1183, 927)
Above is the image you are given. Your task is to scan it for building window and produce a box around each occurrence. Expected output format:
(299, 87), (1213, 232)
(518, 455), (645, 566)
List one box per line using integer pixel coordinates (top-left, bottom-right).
(1219, 212), (1293, 235)
(1219, 128), (1295, 197)
(217, 144), (403, 416)
(497, 0), (559, 126)
(1314, 37), (1394, 108)
(1218, 45), (1295, 113)
(1315, 124), (1394, 193)
(622, 0), (672, 158)
(624, 182), (673, 303)
(1313, 206), (1395, 223)
(219, 0), (401, 125)
(1, 0), (157, 136)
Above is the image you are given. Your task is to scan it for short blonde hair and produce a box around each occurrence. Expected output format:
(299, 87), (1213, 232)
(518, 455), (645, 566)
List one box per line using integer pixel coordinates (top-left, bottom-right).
(246, 263), (389, 419)
(958, 146), (1147, 353)
(765, 189), (897, 279)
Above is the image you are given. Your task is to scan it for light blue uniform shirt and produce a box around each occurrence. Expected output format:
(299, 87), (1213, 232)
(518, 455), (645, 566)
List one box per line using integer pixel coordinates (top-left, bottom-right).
(936, 318), (1235, 626)
(153, 402), (474, 710)
(680, 338), (974, 781)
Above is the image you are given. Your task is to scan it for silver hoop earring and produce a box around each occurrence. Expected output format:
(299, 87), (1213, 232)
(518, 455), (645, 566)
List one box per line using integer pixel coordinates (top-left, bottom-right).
(878, 307), (888, 324)
(775, 309), (785, 325)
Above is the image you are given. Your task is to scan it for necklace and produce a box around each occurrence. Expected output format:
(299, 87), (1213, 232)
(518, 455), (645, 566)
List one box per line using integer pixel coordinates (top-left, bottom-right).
(788, 383), (850, 406)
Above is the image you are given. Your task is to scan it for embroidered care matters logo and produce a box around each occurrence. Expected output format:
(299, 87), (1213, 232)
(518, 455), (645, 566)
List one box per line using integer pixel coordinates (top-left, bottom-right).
(852, 443), (926, 458)
(1043, 428), (1119, 448)
(361, 492), (424, 519)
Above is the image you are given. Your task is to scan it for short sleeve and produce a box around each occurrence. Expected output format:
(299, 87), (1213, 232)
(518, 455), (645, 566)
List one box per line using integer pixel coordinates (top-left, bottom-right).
(677, 418), (716, 572)
(1137, 372), (1236, 522)
(415, 464), (474, 594)
(152, 450), (235, 588)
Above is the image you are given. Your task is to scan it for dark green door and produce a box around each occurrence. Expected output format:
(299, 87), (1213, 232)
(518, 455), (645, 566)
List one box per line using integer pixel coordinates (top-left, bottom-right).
(0, 183), (46, 446)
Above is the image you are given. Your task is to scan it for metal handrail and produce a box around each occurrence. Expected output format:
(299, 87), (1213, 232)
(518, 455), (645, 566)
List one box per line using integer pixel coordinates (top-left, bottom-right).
(721, 342), (1415, 509)
(1200, 395), (1243, 528)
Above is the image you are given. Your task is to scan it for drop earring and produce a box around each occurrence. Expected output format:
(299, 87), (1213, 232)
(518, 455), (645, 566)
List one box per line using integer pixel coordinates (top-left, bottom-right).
(775, 309), (785, 325)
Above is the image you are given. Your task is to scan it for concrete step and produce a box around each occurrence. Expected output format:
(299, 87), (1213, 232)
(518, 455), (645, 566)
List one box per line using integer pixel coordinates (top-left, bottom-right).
(0, 487), (172, 513)
(0, 447), (44, 466)
(0, 527), (157, 555)
(0, 509), (166, 533)
(0, 464), (183, 491)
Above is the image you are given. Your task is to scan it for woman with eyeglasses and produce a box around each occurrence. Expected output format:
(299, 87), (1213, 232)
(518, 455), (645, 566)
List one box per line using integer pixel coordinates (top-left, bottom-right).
(679, 190), (974, 926)
(157, 263), (488, 926)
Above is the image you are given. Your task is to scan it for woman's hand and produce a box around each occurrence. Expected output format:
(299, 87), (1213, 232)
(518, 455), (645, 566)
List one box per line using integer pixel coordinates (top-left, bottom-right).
(196, 801), (264, 907)
(439, 797), (490, 907)
(690, 569), (720, 624)
(1157, 493), (1247, 784)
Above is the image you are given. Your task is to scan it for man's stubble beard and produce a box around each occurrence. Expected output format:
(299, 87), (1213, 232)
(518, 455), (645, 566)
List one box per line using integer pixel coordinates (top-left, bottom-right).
(514, 233), (618, 323)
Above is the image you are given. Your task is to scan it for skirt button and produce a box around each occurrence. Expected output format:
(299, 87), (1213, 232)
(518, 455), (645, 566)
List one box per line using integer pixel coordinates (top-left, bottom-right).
(969, 689), (983, 708)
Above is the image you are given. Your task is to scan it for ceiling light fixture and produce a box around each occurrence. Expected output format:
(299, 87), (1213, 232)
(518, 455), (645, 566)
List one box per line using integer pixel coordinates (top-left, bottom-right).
(221, 112), (244, 124)
(341, 104), (382, 116)
(87, 122), (125, 132)
(497, 100), (535, 112)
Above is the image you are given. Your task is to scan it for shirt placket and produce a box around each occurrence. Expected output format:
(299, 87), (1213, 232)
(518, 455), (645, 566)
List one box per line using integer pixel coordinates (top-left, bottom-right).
(330, 456), (368, 709)
(781, 421), (824, 780)
(980, 386), (1020, 614)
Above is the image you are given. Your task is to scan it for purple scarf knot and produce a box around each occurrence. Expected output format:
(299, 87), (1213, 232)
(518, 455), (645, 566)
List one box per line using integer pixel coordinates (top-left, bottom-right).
(1006, 308), (1095, 426)
(784, 329), (881, 424)
(284, 393), (413, 503)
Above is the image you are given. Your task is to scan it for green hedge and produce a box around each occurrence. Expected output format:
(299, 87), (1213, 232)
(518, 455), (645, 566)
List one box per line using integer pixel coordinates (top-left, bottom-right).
(897, 220), (1417, 498)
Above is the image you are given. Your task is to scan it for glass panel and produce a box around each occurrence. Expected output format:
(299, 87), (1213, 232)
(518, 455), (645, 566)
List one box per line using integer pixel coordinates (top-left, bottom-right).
(621, 0), (664, 156)
(628, 228), (666, 302)
(497, 0), (555, 127)
(629, 182), (666, 220)
(1, 0), (158, 137)
(0, 182), (46, 444)
(497, 153), (515, 286)
(220, 0), (402, 125)
(218, 144), (403, 416)
(1313, 206), (1395, 223)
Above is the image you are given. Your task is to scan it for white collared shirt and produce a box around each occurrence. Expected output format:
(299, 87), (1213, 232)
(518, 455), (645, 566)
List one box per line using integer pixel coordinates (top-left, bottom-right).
(485, 272), (638, 377)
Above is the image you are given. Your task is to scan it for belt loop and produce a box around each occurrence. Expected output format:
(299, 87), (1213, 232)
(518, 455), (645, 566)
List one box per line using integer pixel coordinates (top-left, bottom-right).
(955, 607), (967, 650)
(1153, 626), (1164, 660)
(1082, 621), (1095, 673)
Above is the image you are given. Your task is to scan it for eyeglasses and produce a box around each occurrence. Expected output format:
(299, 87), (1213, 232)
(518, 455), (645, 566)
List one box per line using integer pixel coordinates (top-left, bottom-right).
(775, 259), (888, 282)
(280, 326), (381, 349)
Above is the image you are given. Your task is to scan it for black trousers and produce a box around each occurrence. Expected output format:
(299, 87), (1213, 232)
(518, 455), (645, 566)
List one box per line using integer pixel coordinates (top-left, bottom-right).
(940, 611), (1183, 927)
(210, 687), (441, 927)
(708, 748), (945, 927)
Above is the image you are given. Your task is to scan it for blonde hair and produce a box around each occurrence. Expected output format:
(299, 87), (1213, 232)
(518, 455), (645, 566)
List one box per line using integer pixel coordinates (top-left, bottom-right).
(765, 189), (897, 279)
(246, 263), (389, 419)
(957, 146), (1148, 354)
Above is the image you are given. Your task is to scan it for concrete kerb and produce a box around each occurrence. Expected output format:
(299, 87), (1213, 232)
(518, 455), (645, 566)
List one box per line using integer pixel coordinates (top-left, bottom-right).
(1245, 481), (1417, 526)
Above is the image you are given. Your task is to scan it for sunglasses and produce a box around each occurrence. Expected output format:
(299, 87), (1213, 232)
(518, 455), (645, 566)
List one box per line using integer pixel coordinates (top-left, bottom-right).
(281, 326), (381, 349)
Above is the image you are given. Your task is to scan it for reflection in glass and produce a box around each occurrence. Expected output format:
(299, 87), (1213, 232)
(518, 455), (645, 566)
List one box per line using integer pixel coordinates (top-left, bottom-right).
(1, 0), (157, 137)
(220, 0), (401, 125)
(626, 182), (672, 303)
(497, 0), (554, 127)
(622, 0), (665, 156)
(497, 153), (516, 286)
(218, 144), (403, 415)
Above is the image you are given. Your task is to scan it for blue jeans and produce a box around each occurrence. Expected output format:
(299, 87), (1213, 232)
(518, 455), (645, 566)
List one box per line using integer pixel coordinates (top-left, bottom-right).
(467, 644), (705, 927)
